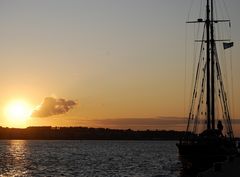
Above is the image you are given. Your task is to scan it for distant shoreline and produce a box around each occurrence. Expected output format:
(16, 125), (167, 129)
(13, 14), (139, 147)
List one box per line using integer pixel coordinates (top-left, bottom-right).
(0, 126), (185, 140)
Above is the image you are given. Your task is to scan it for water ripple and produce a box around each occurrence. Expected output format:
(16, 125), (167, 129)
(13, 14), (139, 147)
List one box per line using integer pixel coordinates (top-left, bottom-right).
(0, 140), (181, 177)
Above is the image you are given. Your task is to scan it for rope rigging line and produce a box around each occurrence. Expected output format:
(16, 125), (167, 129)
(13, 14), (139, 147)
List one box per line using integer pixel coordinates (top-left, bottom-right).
(193, 62), (206, 133)
(187, 0), (205, 120)
(215, 48), (234, 139)
(187, 25), (206, 132)
(215, 0), (235, 121)
(184, 0), (195, 122)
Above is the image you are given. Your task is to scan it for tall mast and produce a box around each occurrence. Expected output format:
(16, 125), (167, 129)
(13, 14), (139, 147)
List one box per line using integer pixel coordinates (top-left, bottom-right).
(206, 0), (211, 130)
(185, 0), (234, 136)
(210, 0), (215, 129)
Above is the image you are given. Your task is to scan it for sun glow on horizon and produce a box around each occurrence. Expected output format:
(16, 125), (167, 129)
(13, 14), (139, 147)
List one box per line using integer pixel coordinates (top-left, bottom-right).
(4, 100), (32, 127)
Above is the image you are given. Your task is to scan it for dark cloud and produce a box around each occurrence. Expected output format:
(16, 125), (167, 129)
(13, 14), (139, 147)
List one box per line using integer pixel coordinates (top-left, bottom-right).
(31, 97), (77, 117)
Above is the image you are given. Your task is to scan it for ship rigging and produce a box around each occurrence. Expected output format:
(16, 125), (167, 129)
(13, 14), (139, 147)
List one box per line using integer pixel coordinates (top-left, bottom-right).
(177, 0), (237, 170)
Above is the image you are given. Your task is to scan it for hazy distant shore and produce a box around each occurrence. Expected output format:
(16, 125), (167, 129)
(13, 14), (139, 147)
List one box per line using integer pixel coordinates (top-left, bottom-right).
(0, 126), (185, 140)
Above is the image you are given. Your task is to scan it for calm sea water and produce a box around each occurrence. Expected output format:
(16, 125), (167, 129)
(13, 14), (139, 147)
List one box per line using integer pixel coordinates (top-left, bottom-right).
(0, 140), (183, 177)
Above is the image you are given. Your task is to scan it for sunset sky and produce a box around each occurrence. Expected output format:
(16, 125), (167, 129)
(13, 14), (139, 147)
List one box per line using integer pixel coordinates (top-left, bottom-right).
(0, 0), (239, 134)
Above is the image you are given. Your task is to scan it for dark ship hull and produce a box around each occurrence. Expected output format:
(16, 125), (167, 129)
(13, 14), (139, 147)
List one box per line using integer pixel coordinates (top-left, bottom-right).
(177, 130), (237, 171)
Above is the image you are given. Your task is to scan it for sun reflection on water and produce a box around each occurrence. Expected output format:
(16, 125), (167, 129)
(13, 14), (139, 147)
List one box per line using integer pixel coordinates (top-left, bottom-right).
(0, 140), (29, 176)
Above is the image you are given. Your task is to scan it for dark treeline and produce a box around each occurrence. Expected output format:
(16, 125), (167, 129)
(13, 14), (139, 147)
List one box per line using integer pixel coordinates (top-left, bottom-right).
(0, 126), (185, 140)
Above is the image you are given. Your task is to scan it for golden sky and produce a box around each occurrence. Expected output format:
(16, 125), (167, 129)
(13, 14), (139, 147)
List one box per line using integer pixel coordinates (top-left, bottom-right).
(0, 0), (240, 135)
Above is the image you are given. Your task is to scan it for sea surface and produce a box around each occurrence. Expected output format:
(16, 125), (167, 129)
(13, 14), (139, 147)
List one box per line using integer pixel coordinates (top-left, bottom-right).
(0, 140), (183, 177)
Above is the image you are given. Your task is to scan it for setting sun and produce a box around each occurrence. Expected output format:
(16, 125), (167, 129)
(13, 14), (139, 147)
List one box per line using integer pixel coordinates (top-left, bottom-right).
(4, 100), (32, 126)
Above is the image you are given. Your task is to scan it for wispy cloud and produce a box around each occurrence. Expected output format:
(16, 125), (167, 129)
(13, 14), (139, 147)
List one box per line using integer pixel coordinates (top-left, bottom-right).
(89, 117), (240, 131)
(31, 97), (77, 117)
(91, 117), (187, 130)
